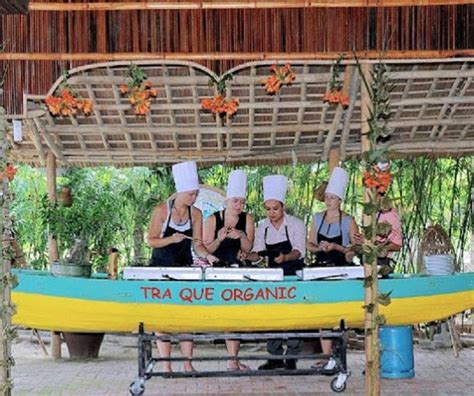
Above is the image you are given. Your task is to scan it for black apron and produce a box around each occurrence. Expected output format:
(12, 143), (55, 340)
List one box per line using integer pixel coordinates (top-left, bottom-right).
(263, 225), (304, 276)
(315, 211), (351, 267)
(149, 200), (193, 267)
(213, 210), (247, 265)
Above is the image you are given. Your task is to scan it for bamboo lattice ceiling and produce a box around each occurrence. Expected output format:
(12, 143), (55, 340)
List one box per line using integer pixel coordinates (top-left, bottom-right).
(8, 58), (474, 167)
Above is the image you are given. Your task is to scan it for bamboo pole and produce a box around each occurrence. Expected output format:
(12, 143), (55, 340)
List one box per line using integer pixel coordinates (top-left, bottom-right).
(1, 50), (474, 62)
(28, 0), (474, 12)
(360, 62), (381, 395)
(46, 152), (62, 359)
(328, 148), (340, 172)
(0, 105), (13, 395)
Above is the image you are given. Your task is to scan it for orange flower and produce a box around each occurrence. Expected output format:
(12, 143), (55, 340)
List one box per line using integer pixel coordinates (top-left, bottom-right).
(323, 89), (350, 107)
(45, 88), (93, 117)
(120, 80), (159, 116)
(263, 64), (296, 94)
(4, 164), (17, 181)
(363, 169), (392, 193)
(201, 95), (239, 116)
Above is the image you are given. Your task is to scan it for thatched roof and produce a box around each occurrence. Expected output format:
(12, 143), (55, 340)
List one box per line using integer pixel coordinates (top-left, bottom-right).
(8, 57), (474, 167)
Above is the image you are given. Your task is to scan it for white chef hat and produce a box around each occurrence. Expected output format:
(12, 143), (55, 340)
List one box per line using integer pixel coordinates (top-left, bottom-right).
(226, 170), (247, 200)
(172, 161), (199, 193)
(263, 175), (288, 203)
(325, 167), (348, 200)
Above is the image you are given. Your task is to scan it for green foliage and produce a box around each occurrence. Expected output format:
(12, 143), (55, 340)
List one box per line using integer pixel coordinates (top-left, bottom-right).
(377, 291), (392, 306)
(6, 158), (472, 273)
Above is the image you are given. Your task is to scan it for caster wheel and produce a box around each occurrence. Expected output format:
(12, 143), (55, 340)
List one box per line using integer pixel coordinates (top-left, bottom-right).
(129, 381), (145, 396)
(330, 376), (347, 393)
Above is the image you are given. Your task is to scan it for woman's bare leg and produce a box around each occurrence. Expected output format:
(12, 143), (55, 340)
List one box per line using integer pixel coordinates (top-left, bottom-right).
(179, 340), (196, 372)
(226, 339), (240, 370)
(156, 333), (172, 373)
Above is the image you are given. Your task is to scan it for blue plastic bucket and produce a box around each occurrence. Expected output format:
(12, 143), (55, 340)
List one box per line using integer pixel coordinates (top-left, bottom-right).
(379, 326), (415, 379)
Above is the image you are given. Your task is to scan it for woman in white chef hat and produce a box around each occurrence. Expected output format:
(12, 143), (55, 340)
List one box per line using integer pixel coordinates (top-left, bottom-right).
(147, 160), (218, 373)
(247, 175), (306, 371)
(307, 166), (359, 370)
(307, 167), (358, 267)
(203, 169), (255, 371)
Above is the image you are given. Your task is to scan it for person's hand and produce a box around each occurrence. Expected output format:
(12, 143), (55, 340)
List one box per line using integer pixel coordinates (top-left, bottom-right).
(353, 232), (364, 245)
(319, 240), (330, 251)
(217, 227), (229, 242)
(274, 253), (287, 264)
(237, 250), (248, 261)
(227, 228), (244, 240)
(345, 250), (356, 262)
(326, 242), (339, 252)
(171, 233), (187, 244)
(206, 254), (219, 266)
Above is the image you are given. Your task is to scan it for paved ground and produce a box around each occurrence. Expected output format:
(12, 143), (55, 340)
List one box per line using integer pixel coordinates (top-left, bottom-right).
(11, 332), (474, 395)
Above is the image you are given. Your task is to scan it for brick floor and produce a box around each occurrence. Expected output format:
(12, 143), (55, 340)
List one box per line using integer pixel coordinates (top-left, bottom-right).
(11, 333), (474, 395)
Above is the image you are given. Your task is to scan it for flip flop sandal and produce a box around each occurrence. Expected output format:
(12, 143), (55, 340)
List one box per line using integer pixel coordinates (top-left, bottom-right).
(311, 360), (328, 369)
(238, 362), (251, 371)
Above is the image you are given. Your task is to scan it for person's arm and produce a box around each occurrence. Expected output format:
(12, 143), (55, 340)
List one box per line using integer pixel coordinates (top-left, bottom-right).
(147, 204), (186, 248)
(203, 214), (225, 254)
(276, 216), (305, 263)
(386, 210), (402, 253)
(307, 217), (319, 253)
(239, 213), (255, 253)
(245, 222), (264, 261)
(192, 208), (218, 263)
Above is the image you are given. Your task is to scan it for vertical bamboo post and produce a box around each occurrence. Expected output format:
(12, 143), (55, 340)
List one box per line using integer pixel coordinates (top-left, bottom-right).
(328, 148), (340, 172)
(361, 62), (381, 395)
(46, 152), (62, 359)
(107, 248), (119, 280)
(0, 104), (13, 395)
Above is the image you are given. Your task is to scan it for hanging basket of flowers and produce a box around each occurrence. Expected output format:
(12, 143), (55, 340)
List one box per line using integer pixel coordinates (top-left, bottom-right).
(262, 64), (296, 94)
(119, 64), (158, 116)
(45, 83), (93, 117)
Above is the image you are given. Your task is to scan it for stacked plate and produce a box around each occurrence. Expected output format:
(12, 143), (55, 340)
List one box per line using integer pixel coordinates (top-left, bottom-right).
(423, 254), (454, 275)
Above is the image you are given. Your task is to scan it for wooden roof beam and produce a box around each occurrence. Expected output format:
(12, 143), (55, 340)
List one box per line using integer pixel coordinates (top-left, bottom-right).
(28, 1), (474, 12)
(322, 65), (354, 160)
(3, 51), (474, 62)
(32, 118), (67, 164)
(340, 68), (360, 160)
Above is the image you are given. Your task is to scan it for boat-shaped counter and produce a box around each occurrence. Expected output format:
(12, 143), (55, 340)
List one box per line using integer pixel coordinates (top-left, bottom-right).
(11, 269), (473, 333)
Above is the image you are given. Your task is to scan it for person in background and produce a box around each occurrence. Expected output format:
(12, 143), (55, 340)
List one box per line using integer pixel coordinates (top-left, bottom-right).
(147, 160), (218, 373)
(246, 175), (306, 371)
(203, 169), (255, 371)
(307, 166), (358, 370)
(307, 167), (358, 267)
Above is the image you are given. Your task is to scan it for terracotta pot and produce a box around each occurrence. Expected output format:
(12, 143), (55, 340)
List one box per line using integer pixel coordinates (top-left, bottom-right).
(62, 332), (104, 359)
(58, 186), (73, 207)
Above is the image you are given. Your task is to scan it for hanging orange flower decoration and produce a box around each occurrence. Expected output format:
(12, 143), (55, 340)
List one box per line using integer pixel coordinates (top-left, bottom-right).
(363, 168), (391, 194)
(0, 164), (17, 182)
(45, 88), (93, 117)
(120, 65), (159, 116)
(201, 95), (240, 117)
(323, 89), (350, 108)
(263, 64), (296, 94)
